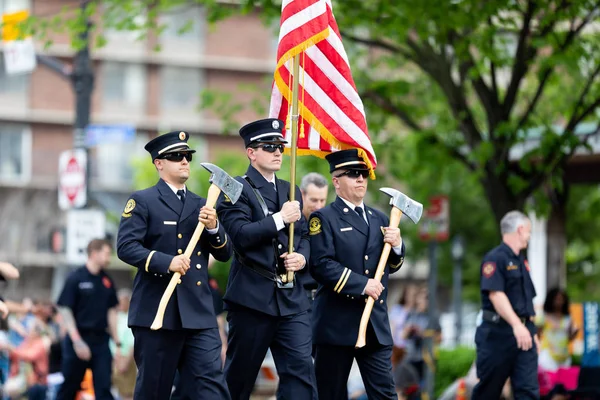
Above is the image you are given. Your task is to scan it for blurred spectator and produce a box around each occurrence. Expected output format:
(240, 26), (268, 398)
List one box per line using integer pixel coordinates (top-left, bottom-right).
(390, 285), (418, 368)
(393, 360), (420, 400)
(0, 317), (9, 387)
(110, 289), (135, 400)
(0, 261), (20, 322)
(545, 383), (568, 400)
(402, 289), (441, 383)
(0, 263), (19, 281)
(537, 288), (578, 371)
(8, 298), (37, 348)
(56, 238), (119, 400)
(2, 318), (51, 400)
(47, 305), (66, 400)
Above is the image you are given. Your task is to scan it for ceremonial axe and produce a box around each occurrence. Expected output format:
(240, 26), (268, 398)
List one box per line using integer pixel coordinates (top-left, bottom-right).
(151, 163), (243, 330)
(355, 188), (423, 348)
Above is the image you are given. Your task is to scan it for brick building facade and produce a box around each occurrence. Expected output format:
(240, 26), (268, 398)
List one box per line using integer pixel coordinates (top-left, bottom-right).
(0, 0), (275, 300)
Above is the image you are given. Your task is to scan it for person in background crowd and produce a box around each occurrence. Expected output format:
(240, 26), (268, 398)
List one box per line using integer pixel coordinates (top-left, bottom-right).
(56, 239), (119, 400)
(536, 288), (578, 372)
(1, 318), (51, 400)
(111, 289), (135, 400)
(46, 305), (66, 400)
(393, 360), (420, 400)
(403, 288), (441, 383)
(0, 263), (19, 281)
(390, 285), (418, 369)
(8, 298), (38, 351)
(0, 317), (9, 389)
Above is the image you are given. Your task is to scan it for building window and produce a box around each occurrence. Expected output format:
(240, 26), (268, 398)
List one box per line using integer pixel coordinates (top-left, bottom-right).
(101, 4), (146, 55)
(102, 62), (146, 114)
(0, 0), (32, 108)
(160, 66), (202, 114)
(0, 123), (30, 183)
(159, 5), (205, 53)
(0, 56), (29, 95)
(0, 0), (30, 14)
(94, 132), (149, 189)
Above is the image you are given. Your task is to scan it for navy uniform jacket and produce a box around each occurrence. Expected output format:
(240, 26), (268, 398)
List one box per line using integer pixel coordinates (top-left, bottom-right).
(117, 179), (233, 330)
(480, 242), (536, 317)
(217, 165), (311, 317)
(310, 197), (405, 347)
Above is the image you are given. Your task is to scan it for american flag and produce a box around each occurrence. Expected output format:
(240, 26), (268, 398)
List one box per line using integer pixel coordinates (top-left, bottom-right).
(269, 0), (377, 177)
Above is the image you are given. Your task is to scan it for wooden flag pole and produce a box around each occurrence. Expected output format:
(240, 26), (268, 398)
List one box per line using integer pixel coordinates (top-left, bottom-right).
(285, 53), (301, 284)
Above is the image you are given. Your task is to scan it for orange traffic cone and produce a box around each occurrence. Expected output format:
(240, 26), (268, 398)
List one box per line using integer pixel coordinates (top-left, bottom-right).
(456, 378), (467, 400)
(76, 369), (95, 400)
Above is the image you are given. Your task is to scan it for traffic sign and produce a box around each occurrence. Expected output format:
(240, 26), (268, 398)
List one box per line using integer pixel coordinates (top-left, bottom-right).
(66, 209), (105, 265)
(58, 149), (87, 210)
(85, 124), (135, 147)
(418, 195), (450, 242)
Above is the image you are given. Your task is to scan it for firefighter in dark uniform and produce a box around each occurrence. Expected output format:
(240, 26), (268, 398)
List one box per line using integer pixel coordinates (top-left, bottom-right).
(57, 239), (119, 400)
(217, 118), (317, 400)
(116, 131), (232, 400)
(309, 149), (405, 400)
(472, 210), (539, 400)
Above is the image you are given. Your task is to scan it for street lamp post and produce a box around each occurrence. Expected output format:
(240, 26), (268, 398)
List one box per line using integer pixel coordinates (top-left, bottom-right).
(451, 235), (465, 347)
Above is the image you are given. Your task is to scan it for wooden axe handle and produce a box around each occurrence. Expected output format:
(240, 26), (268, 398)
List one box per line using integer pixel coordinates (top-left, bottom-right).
(355, 206), (402, 348)
(150, 184), (222, 330)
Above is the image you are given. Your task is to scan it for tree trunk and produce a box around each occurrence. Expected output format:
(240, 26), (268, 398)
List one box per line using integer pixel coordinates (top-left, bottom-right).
(546, 185), (568, 290)
(481, 175), (524, 226)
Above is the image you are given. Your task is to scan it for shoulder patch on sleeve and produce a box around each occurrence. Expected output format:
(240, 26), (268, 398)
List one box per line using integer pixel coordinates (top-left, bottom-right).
(309, 217), (322, 235)
(482, 262), (496, 278)
(122, 198), (136, 217)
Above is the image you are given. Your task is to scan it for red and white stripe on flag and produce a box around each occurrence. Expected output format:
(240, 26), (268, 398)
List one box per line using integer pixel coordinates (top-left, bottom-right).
(269, 0), (377, 177)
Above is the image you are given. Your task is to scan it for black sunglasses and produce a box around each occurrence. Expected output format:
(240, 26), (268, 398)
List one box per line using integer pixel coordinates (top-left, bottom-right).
(161, 152), (193, 162)
(335, 169), (369, 179)
(255, 144), (285, 153)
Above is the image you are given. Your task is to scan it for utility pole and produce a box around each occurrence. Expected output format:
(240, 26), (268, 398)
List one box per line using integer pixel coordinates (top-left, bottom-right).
(451, 235), (465, 347)
(72, 0), (93, 203)
(43, 0), (94, 301)
(424, 241), (437, 400)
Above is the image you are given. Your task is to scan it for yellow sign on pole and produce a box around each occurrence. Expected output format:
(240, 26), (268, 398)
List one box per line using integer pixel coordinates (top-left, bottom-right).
(2, 10), (29, 42)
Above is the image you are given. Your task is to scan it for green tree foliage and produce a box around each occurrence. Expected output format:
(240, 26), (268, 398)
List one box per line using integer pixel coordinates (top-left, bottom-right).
(29, 0), (600, 299)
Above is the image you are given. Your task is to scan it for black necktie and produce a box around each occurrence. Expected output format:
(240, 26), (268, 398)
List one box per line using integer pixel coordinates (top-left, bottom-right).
(177, 189), (186, 204)
(272, 182), (277, 192)
(355, 207), (368, 226)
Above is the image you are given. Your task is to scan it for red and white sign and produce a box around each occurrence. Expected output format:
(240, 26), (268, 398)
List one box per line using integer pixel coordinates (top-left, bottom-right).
(58, 149), (87, 210)
(418, 195), (450, 242)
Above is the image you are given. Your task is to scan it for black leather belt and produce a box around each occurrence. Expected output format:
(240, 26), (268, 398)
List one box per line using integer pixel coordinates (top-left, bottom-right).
(482, 310), (529, 324)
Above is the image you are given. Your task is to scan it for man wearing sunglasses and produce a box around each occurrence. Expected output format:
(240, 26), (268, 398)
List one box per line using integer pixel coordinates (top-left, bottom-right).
(116, 131), (232, 400)
(309, 149), (406, 400)
(217, 118), (317, 399)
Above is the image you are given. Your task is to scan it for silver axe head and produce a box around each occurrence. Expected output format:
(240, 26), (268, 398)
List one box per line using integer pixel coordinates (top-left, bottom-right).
(200, 163), (243, 204)
(380, 187), (423, 224)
